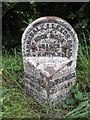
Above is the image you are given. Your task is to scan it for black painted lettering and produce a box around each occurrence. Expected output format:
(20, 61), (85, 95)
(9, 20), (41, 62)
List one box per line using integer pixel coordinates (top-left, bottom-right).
(33, 29), (38, 34)
(63, 30), (68, 35)
(56, 24), (61, 31)
(65, 34), (70, 39)
(29, 32), (34, 37)
(59, 27), (65, 34)
(52, 23), (56, 29)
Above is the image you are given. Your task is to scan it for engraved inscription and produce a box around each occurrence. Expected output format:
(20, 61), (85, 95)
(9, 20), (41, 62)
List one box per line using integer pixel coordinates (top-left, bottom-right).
(22, 17), (78, 104)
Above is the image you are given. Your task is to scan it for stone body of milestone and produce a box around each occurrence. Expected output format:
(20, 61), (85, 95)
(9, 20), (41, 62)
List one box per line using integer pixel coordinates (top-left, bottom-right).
(22, 16), (78, 104)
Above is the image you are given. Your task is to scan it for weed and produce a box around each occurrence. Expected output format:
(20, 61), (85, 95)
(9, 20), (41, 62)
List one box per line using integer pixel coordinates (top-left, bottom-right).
(2, 29), (90, 118)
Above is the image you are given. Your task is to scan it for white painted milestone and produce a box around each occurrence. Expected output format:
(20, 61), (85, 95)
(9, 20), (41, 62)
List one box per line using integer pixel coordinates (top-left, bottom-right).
(22, 16), (78, 104)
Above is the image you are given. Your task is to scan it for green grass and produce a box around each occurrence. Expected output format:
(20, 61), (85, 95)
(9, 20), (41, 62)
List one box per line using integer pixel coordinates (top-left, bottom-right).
(2, 49), (47, 118)
(64, 30), (90, 118)
(1, 31), (90, 119)
(2, 87), (42, 118)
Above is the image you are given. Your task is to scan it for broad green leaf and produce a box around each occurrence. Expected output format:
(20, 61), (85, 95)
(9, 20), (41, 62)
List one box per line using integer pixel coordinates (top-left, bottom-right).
(75, 91), (83, 100)
(61, 101), (68, 109)
(66, 98), (74, 105)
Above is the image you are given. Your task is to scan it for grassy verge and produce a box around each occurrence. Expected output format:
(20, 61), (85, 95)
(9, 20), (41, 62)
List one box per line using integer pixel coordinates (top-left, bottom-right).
(64, 30), (90, 118)
(2, 48), (47, 118)
(1, 31), (90, 118)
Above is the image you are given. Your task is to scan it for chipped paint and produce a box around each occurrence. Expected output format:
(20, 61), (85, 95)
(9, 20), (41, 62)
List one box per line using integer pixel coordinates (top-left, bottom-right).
(22, 16), (78, 105)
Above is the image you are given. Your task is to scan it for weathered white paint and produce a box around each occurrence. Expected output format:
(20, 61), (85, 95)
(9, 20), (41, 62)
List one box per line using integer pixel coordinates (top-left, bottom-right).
(22, 16), (78, 104)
